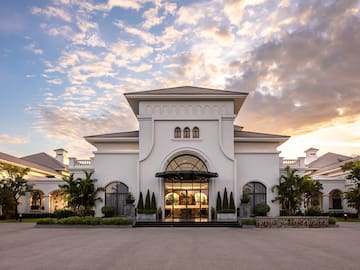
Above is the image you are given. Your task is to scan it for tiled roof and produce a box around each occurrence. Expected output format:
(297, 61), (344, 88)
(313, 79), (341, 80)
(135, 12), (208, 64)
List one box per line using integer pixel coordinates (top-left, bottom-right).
(234, 130), (290, 139)
(0, 152), (59, 176)
(22, 152), (66, 172)
(307, 152), (351, 169)
(85, 131), (139, 139)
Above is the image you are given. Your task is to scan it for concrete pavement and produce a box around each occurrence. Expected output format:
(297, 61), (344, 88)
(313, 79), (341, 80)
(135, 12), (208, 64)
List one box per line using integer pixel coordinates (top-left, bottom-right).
(0, 222), (359, 270)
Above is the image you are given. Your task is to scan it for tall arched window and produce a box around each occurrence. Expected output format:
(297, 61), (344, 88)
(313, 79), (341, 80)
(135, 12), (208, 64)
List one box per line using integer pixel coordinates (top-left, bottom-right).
(330, 189), (343, 210)
(243, 182), (267, 216)
(105, 182), (129, 216)
(174, 127), (181, 138)
(192, 127), (200, 138)
(183, 127), (190, 138)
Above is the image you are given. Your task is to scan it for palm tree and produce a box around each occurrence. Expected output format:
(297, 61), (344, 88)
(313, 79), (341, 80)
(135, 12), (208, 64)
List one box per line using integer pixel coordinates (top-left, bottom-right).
(59, 172), (104, 216)
(272, 166), (312, 215)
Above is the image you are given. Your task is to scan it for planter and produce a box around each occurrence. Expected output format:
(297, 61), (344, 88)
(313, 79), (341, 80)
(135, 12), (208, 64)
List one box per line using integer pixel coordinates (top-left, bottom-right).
(137, 213), (156, 221)
(217, 212), (237, 221)
(239, 204), (251, 218)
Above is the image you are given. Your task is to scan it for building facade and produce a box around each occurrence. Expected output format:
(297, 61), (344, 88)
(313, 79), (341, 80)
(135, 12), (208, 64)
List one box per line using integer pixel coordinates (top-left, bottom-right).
(85, 86), (289, 220)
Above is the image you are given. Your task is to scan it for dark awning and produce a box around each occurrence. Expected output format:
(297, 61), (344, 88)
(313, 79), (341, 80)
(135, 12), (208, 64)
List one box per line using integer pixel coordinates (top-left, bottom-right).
(155, 170), (218, 180)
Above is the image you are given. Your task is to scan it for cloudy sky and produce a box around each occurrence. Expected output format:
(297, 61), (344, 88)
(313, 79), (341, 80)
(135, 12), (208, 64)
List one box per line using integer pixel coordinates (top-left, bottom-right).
(0, 0), (359, 159)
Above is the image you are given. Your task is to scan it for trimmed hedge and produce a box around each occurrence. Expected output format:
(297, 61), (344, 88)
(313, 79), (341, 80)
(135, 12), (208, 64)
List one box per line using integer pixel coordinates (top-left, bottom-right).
(36, 216), (132, 225)
(242, 218), (256, 226)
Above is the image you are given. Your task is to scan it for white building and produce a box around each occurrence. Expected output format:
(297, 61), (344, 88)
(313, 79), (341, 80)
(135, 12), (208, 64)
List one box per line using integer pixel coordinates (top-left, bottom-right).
(280, 148), (359, 215)
(84, 86), (289, 220)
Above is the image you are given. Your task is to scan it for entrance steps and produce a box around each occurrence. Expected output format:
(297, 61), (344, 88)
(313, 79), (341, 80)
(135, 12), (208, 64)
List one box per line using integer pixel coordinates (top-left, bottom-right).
(134, 221), (241, 227)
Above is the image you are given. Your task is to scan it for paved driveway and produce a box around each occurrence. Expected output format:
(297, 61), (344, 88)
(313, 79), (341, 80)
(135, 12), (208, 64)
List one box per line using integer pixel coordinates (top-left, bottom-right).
(0, 222), (359, 270)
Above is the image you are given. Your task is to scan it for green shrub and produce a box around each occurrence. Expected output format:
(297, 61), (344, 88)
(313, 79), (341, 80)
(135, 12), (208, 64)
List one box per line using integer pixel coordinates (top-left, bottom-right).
(137, 208), (156, 214)
(305, 206), (322, 216)
(53, 209), (75, 219)
(329, 217), (337, 225)
(255, 202), (270, 216)
(219, 208), (236, 213)
(242, 218), (256, 226)
(37, 218), (57, 224)
(102, 217), (132, 225)
(101, 206), (115, 217)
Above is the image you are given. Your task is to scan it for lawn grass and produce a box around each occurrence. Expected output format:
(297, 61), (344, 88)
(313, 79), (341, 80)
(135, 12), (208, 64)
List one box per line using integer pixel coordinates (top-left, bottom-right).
(0, 218), (39, 223)
(335, 217), (360, 222)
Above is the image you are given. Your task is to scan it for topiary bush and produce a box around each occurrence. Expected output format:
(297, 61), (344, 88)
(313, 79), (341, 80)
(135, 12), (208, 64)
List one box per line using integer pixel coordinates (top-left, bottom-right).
(254, 202), (270, 216)
(223, 188), (229, 210)
(329, 217), (337, 225)
(101, 206), (115, 217)
(216, 192), (222, 211)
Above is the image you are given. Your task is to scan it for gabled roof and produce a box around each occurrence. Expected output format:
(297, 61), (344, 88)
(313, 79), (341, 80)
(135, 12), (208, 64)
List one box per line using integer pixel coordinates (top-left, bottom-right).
(85, 131), (139, 139)
(307, 152), (352, 169)
(125, 86), (247, 96)
(234, 125), (289, 143)
(124, 86), (248, 115)
(85, 130), (139, 144)
(22, 152), (66, 172)
(309, 155), (359, 177)
(0, 152), (59, 176)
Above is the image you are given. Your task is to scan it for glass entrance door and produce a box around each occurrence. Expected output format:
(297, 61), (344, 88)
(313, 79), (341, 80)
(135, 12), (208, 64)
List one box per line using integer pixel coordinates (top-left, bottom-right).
(164, 179), (208, 221)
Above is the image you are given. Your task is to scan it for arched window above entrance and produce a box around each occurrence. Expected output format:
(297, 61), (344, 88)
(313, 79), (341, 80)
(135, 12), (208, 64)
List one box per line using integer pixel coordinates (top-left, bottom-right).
(183, 127), (190, 138)
(166, 155), (207, 172)
(192, 127), (200, 138)
(174, 127), (181, 138)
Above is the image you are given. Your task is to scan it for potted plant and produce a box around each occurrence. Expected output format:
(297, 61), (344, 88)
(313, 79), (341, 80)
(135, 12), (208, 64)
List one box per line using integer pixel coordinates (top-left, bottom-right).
(254, 202), (270, 216)
(216, 189), (237, 221)
(137, 190), (157, 221)
(126, 192), (135, 204)
(239, 192), (251, 218)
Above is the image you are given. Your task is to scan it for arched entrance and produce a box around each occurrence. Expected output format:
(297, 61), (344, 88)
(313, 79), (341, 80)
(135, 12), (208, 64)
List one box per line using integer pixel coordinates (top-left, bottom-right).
(105, 182), (128, 216)
(49, 190), (65, 212)
(30, 190), (45, 211)
(156, 154), (218, 221)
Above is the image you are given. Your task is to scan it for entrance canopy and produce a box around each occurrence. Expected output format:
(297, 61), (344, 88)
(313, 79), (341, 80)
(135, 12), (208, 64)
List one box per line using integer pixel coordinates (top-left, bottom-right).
(155, 170), (218, 180)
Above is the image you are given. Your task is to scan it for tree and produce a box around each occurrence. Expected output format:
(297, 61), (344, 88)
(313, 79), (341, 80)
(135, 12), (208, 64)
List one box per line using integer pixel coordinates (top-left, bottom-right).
(223, 187), (229, 210)
(272, 166), (322, 215)
(137, 192), (144, 210)
(59, 172), (104, 216)
(216, 192), (222, 211)
(151, 192), (157, 210)
(144, 189), (151, 209)
(229, 192), (235, 211)
(342, 161), (360, 218)
(0, 162), (32, 218)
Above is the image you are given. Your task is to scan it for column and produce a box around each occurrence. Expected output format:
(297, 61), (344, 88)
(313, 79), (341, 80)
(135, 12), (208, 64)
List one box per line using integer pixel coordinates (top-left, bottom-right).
(322, 194), (329, 213)
(44, 195), (50, 213)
